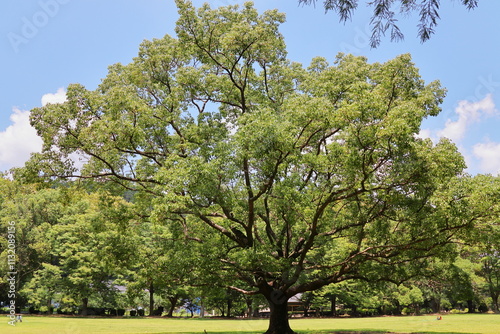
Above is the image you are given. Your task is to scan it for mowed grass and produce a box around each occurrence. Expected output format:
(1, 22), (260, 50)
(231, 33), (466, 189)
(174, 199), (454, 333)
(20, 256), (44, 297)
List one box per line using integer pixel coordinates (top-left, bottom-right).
(1, 314), (499, 334)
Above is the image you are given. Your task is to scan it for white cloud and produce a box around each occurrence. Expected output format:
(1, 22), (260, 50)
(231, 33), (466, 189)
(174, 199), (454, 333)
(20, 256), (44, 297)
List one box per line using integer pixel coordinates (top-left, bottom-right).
(420, 94), (500, 175)
(0, 108), (43, 171)
(41, 87), (67, 106)
(0, 88), (67, 172)
(473, 142), (500, 175)
(416, 128), (432, 140)
(437, 94), (497, 142)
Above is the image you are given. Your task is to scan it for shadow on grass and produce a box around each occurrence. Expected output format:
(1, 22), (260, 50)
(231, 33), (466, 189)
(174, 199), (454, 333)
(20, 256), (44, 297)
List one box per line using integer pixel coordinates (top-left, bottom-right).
(152, 332), (477, 334)
(305, 331), (480, 334)
(153, 332), (387, 334)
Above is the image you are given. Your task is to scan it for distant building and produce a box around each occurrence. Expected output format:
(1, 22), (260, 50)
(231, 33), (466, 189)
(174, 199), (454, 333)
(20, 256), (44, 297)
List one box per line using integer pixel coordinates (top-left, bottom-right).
(259, 293), (303, 317)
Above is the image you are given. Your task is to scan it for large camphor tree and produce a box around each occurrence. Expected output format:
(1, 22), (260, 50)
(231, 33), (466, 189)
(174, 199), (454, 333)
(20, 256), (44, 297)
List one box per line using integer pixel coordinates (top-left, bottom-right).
(28, 1), (473, 333)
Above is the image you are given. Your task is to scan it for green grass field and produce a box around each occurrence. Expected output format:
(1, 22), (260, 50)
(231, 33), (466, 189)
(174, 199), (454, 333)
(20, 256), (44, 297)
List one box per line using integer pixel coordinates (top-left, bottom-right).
(2, 314), (499, 334)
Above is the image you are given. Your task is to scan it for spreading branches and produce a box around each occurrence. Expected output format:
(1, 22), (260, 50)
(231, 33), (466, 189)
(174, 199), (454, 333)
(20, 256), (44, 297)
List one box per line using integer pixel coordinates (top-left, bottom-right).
(26, 2), (477, 322)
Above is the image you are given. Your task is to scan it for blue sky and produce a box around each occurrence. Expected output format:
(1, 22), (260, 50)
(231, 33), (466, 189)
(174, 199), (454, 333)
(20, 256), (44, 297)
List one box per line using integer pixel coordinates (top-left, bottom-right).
(1, 0), (499, 175)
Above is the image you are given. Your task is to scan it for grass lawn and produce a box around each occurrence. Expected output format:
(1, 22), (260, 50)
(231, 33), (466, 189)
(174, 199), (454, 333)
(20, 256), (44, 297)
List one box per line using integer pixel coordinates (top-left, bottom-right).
(1, 314), (499, 334)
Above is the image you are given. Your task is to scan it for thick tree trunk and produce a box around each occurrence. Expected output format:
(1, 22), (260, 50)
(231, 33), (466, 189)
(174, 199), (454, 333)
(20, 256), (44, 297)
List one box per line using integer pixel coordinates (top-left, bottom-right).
(467, 300), (475, 313)
(394, 300), (402, 316)
(264, 296), (296, 334)
(431, 296), (441, 314)
(167, 295), (179, 317)
(149, 282), (155, 316)
(490, 290), (499, 313)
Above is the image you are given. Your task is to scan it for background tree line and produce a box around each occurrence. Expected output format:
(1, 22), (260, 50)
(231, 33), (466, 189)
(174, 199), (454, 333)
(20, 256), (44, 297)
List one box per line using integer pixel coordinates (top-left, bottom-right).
(1, 174), (499, 317)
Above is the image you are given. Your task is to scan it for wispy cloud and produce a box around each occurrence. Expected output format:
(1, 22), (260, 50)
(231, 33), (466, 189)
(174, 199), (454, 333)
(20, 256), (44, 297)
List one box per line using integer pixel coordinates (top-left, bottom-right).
(437, 94), (497, 142)
(419, 94), (500, 175)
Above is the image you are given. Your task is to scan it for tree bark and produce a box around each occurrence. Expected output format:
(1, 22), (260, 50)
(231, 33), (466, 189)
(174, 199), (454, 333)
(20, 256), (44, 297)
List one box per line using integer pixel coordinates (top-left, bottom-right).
(46, 298), (52, 315)
(227, 297), (232, 318)
(81, 297), (88, 316)
(467, 300), (475, 313)
(489, 288), (499, 313)
(394, 300), (402, 316)
(245, 297), (253, 318)
(167, 295), (179, 317)
(434, 297), (441, 314)
(149, 282), (155, 316)
(330, 295), (337, 316)
(264, 295), (296, 334)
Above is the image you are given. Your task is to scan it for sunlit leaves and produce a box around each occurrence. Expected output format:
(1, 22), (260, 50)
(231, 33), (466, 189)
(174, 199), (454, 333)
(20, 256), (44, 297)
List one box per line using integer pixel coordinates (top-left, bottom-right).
(26, 2), (479, 319)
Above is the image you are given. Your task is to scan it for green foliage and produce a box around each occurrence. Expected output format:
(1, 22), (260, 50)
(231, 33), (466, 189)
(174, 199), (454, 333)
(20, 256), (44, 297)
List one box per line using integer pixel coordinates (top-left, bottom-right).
(20, 0), (497, 332)
(397, 285), (424, 314)
(15, 187), (136, 313)
(0, 180), (69, 307)
(20, 263), (61, 312)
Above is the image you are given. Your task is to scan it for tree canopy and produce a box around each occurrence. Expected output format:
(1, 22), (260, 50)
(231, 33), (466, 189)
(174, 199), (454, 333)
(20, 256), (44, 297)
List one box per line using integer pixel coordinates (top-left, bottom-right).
(25, 1), (487, 333)
(298, 0), (479, 47)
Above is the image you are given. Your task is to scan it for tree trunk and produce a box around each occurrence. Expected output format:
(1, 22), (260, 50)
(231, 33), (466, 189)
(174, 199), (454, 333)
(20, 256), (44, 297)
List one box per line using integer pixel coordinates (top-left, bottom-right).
(330, 295), (337, 316)
(46, 298), (52, 315)
(394, 300), (402, 316)
(149, 282), (155, 316)
(351, 304), (358, 317)
(265, 295), (296, 334)
(246, 297), (253, 318)
(227, 297), (232, 318)
(490, 290), (499, 313)
(167, 295), (179, 317)
(413, 302), (420, 315)
(81, 297), (88, 316)
(430, 296), (441, 314)
(200, 297), (205, 318)
(467, 300), (475, 313)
